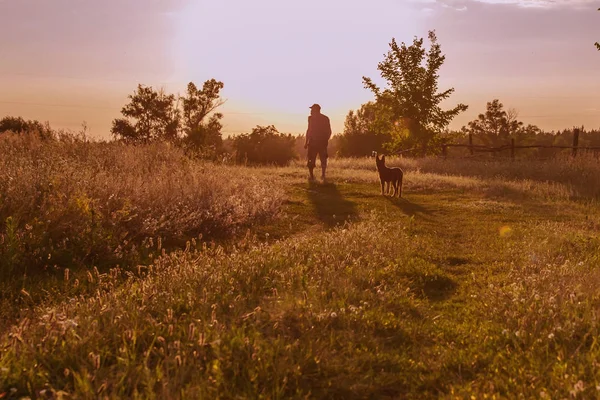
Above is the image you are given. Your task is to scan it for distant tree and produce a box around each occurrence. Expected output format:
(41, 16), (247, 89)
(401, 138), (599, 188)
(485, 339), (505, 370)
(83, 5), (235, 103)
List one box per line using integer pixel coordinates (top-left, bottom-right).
(338, 101), (393, 157)
(0, 116), (53, 139)
(181, 79), (225, 152)
(362, 31), (468, 155)
(232, 125), (296, 166)
(464, 99), (524, 146)
(111, 84), (180, 144)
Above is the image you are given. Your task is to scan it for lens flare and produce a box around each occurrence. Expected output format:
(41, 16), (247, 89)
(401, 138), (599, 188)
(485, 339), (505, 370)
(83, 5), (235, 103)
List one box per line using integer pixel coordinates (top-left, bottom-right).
(499, 226), (512, 237)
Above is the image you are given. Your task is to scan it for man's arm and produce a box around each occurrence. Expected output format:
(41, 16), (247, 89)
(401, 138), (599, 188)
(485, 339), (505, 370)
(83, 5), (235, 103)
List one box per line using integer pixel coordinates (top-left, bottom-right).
(304, 116), (312, 148)
(325, 116), (332, 141)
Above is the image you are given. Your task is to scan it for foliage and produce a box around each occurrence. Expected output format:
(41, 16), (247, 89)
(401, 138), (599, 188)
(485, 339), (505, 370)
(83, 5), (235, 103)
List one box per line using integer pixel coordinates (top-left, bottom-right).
(464, 99), (524, 146)
(111, 80), (225, 153)
(232, 125), (297, 166)
(181, 80), (225, 153)
(362, 31), (468, 155)
(4, 163), (600, 398)
(111, 85), (180, 144)
(0, 131), (283, 286)
(0, 116), (53, 139)
(338, 101), (393, 157)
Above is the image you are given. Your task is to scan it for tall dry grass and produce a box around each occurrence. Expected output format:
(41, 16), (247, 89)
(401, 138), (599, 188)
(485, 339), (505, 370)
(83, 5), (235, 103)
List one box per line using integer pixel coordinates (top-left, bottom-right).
(331, 155), (600, 197)
(0, 133), (283, 280)
(289, 155), (600, 200)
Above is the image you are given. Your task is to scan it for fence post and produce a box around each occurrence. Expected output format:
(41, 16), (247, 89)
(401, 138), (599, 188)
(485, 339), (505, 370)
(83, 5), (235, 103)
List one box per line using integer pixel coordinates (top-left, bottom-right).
(572, 128), (580, 158)
(511, 138), (515, 161)
(468, 133), (473, 155)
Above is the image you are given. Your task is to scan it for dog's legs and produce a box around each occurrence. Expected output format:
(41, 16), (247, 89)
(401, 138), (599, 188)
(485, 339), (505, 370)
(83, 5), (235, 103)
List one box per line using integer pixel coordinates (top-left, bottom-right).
(380, 180), (385, 195)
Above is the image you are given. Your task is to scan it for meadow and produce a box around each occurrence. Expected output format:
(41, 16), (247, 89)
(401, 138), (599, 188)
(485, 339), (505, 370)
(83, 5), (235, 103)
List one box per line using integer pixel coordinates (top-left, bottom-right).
(2, 133), (600, 398)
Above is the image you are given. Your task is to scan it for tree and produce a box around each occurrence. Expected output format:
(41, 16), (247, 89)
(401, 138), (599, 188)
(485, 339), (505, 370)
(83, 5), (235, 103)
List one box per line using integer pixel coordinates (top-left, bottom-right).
(465, 99), (523, 146)
(362, 31), (468, 155)
(111, 85), (180, 144)
(181, 80), (225, 151)
(232, 125), (296, 166)
(338, 101), (393, 157)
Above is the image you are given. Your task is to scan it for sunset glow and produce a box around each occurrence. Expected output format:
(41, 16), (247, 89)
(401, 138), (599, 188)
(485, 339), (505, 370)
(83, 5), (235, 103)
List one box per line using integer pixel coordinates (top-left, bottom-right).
(0, 0), (598, 138)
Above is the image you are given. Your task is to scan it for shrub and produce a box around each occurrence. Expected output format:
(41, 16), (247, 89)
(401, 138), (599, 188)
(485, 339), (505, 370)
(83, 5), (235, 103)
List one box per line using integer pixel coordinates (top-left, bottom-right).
(232, 125), (296, 166)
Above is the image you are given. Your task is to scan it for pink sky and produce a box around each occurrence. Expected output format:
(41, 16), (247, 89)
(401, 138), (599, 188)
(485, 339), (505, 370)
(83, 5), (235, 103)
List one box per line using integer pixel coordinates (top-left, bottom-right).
(0, 0), (598, 139)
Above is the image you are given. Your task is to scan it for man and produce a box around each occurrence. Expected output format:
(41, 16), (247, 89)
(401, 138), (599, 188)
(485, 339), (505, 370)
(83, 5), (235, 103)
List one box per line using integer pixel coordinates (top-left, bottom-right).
(304, 103), (332, 181)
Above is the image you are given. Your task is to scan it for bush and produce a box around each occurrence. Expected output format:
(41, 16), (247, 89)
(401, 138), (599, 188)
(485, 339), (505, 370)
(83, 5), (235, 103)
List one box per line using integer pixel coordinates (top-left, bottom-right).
(232, 125), (297, 166)
(0, 116), (54, 139)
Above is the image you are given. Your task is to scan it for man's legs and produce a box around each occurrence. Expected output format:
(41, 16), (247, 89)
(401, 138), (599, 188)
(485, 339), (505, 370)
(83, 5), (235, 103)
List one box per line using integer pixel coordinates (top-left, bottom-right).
(319, 146), (328, 180)
(307, 146), (317, 180)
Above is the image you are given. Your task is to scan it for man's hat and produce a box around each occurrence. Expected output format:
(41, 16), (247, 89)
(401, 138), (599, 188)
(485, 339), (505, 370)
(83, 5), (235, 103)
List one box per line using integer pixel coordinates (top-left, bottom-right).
(309, 104), (321, 110)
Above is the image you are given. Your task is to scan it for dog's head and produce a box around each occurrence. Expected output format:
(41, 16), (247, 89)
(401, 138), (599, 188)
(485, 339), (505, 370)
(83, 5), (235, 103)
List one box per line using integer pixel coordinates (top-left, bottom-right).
(375, 154), (385, 169)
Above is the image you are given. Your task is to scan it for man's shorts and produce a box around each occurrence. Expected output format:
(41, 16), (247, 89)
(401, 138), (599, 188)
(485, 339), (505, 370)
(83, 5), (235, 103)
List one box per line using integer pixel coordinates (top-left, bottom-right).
(307, 143), (328, 168)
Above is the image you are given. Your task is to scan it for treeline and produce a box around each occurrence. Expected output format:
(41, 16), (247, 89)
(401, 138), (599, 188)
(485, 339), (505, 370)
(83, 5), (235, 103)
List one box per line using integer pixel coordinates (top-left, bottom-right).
(336, 98), (599, 158)
(2, 28), (599, 163)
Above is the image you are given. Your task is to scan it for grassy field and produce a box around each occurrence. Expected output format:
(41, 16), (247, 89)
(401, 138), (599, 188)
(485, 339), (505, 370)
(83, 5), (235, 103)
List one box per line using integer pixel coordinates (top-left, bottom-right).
(3, 137), (600, 398)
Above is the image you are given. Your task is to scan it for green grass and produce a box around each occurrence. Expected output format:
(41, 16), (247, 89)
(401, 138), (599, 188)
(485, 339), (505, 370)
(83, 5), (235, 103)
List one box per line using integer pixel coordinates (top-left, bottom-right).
(3, 146), (600, 398)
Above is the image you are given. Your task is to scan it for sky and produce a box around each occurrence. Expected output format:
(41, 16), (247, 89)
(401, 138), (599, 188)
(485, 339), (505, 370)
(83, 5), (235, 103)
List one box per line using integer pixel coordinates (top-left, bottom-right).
(0, 0), (598, 139)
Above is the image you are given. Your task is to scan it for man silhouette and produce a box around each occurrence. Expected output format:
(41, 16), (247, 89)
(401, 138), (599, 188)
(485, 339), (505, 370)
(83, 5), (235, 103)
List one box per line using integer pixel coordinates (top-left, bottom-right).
(304, 104), (332, 181)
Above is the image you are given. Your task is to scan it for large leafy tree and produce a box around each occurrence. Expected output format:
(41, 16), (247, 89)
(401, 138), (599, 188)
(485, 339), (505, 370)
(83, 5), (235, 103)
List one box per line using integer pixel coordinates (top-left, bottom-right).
(363, 31), (468, 155)
(111, 85), (180, 144)
(181, 79), (225, 150)
(338, 101), (393, 157)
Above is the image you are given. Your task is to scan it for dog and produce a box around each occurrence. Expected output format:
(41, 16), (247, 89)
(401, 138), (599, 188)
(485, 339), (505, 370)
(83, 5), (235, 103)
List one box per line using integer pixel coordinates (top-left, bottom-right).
(374, 152), (403, 197)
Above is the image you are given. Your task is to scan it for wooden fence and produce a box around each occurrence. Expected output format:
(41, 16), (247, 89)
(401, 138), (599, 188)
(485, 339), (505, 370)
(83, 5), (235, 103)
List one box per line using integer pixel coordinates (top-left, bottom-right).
(401, 129), (600, 160)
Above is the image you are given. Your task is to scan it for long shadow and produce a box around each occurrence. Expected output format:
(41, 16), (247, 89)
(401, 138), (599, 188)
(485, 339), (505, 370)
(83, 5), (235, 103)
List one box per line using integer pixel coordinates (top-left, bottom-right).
(306, 181), (359, 228)
(385, 196), (432, 217)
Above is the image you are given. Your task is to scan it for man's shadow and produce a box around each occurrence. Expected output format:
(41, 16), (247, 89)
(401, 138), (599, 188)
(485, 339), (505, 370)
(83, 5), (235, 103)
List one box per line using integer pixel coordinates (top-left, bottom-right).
(307, 181), (358, 228)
